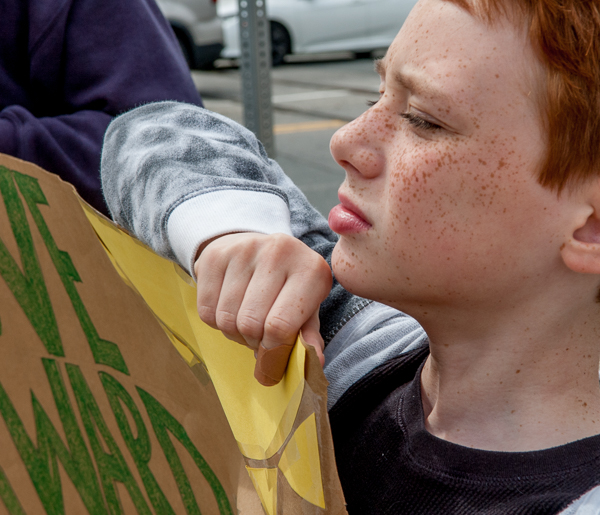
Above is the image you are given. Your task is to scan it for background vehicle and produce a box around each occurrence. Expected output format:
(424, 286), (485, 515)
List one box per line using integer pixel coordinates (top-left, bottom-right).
(217, 0), (417, 66)
(156, 0), (224, 69)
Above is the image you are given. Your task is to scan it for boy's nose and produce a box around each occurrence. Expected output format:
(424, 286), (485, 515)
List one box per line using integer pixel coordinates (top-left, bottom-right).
(330, 108), (386, 180)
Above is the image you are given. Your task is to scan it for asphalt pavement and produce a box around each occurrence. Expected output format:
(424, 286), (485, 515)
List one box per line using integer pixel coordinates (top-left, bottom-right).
(192, 52), (382, 216)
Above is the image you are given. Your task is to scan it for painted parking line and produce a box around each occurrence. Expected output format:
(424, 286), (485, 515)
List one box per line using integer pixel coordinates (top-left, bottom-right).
(272, 89), (350, 103)
(274, 119), (347, 135)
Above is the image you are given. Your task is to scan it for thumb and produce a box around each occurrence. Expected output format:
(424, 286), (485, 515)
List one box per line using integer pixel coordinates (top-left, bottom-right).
(254, 310), (324, 386)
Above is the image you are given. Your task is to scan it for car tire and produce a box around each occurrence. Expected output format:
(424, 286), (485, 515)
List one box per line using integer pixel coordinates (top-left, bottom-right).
(354, 50), (372, 60)
(173, 27), (194, 69)
(270, 22), (291, 67)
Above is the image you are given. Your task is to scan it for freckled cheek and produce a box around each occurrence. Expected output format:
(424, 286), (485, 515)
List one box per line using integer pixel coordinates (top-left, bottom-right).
(382, 155), (519, 259)
(330, 243), (381, 296)
(385, 152), (463, 221)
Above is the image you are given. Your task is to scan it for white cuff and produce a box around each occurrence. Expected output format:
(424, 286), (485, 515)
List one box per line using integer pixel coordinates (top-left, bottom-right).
(167, 189), (293, 278)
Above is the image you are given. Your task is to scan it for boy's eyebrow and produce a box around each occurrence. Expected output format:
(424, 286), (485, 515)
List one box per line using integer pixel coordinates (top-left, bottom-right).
(375, 58), (456, 108)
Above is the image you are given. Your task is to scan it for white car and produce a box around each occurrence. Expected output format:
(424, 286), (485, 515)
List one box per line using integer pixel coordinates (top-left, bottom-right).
(218, 0), (417, 65)
(156, 0), (224, 69)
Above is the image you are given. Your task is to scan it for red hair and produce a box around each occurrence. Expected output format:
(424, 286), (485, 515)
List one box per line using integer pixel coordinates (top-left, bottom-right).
(445, 0), (600, 192)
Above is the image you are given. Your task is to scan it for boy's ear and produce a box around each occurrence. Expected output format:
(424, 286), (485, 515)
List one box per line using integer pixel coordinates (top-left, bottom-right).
(561, 183), (600, 274)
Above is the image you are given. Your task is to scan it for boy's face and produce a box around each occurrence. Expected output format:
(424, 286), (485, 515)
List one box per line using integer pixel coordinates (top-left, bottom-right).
(328, 0), (578, 315)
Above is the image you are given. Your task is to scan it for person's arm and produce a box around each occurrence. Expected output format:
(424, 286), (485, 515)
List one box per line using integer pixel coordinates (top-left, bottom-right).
(0, 0), (202, 215)
(0, 109), (113, 214)
(101, 101), (367, 341)
(102, 101), (366, 365)
(194, 231), (428, 397)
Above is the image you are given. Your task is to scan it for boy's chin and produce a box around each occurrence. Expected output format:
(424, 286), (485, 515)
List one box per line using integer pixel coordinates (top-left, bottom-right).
(331, 244), (381, 300)
(331, 244), (450, 313)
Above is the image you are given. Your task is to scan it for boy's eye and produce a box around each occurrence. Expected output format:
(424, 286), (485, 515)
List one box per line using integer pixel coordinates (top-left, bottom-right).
(401, 112), (442, 132)
(366, 101), (443, 134)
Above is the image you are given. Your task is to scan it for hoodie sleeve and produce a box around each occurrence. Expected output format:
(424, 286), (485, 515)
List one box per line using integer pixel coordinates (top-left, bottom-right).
(0, 0), (202, 215)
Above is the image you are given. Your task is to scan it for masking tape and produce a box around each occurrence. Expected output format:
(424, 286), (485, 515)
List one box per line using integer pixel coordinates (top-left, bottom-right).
(245, 467), (278, 515)
(278, 412), (325, 509)
(236, 378), (304, 460)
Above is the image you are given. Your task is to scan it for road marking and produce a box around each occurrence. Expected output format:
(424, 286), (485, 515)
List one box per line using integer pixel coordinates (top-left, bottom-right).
(272, 89), (350, 103)
(274, 119), (347, 135)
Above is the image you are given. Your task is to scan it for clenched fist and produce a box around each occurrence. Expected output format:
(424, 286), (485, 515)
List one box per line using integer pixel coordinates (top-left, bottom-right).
(194, 233), (333, 386)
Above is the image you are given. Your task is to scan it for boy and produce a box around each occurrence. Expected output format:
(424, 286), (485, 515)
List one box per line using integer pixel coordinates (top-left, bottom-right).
(101, 0), (600, 512)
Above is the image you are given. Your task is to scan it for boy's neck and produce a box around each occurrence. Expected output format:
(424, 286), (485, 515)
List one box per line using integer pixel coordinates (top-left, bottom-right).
(417, 303), (600, 452)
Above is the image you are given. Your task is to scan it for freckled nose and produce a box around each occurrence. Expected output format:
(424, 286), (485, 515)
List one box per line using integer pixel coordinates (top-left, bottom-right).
(330, 111), (386, 180)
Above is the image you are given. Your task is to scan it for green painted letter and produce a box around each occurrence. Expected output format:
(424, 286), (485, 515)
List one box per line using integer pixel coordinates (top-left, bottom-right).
(0, 358), (106, 515)
(11, 169), (128, 375)
(66, 364), (150, 515)
(0, 166), (62, 356)
(100, 372), (176, 514)
(138, 387), (233, 515)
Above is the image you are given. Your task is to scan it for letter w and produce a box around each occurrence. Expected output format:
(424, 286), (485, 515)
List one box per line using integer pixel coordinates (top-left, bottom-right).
(0, 359), (106, 515)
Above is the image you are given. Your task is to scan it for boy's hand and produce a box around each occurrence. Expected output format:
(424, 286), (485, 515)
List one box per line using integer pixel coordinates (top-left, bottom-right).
(194, 233), (333, 386)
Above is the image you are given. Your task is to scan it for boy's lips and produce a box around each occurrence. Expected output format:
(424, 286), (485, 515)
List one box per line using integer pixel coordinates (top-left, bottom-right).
(328, 194), (372, 234)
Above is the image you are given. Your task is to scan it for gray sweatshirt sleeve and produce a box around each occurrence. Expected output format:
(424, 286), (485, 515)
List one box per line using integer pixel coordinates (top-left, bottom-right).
(558, 486), (600, 514)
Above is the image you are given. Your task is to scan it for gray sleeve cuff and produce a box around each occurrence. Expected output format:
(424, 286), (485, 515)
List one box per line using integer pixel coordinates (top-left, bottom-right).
(559, 486), (600, 514)
(323, 302), (428, 410)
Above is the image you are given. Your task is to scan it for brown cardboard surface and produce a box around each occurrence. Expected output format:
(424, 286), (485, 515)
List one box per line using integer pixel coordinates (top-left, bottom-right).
(0, 154), (347, 514)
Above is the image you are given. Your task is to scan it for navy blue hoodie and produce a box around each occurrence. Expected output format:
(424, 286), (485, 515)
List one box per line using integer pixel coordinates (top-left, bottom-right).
(0, 0), (203, 214)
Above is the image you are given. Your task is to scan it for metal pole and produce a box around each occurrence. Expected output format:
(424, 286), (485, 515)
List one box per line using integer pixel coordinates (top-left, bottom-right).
(238, 0), (275, 157)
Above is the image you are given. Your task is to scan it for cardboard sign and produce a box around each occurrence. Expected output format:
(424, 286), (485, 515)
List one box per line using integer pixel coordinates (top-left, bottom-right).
(0, 154), (347, 514)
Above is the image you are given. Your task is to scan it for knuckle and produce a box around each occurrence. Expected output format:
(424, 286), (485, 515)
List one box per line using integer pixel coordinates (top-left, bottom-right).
(215, 310), (239, 335)
(196, 262), (224, 286)
(200, 245), (225, 267)
(264, 314), (296, 342)
(290, 254), (333, 293)
(236, 313), (264, 341)
(271, 232), (293, 246)
(230, 240), (263, 270)
(236, 240), (258, 260)
(197, 304), (217, 326)
(265, 233), (296, 256)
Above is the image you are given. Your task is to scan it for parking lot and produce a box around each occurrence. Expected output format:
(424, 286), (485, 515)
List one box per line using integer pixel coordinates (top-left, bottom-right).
(192, 52), (383, 216)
